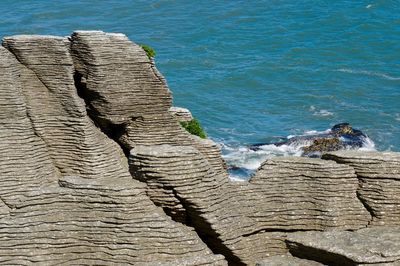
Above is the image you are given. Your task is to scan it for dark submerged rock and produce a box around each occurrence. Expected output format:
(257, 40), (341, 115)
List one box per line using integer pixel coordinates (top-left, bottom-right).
(250, 123), (368, 157)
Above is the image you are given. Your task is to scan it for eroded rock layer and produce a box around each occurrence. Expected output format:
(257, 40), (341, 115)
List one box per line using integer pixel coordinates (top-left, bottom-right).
(130, 144), (372, 264)
(69, 31), (227, 177)
(170, 106), (194, 122)
(0, 46), (58, 207)
(286, 227), (400, 265)
(1, 30), (400, 266)
(256, 254), (324, 266)
(3, 35), (130, 180)
(324, 151), (400, 226)
(0, 35), (226, 265)
(250, 157), (371, 230)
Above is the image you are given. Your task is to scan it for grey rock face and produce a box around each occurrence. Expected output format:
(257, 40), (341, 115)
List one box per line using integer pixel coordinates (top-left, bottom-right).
(323, 151), (400, 226)
(256, 254), (324, 266)
(0, 46), (58, 208)
(1, 30), (400, 266)
(130, 145), (373, 264)
(3, 35), (131, 180)
(169, 106), (194, 122)
(69, 30), (227, 177)
(250, 156), (371, 230)
(286, 227), (400, 265)
(0, 35), (226, 265)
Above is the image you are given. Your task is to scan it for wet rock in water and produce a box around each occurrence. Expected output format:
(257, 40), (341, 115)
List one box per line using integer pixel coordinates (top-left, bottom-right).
(249, 123), (368, 157)
(302, 137), (344, 157)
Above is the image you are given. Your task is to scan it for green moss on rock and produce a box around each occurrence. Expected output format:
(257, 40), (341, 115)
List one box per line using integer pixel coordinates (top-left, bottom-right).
(180, 119), (207, 139)
(139, 44), (156, 59)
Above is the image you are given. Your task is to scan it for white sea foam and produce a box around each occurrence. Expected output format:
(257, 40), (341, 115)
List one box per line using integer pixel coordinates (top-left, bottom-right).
(314, 110), (334, 117)
(221, 128), (376, 181)
(366, 4), (373, 9)
(304, 129), (331, 135)
(309, 106), (334, 117)
(337, 68), (400, 81)
(359, 136), (376, 151)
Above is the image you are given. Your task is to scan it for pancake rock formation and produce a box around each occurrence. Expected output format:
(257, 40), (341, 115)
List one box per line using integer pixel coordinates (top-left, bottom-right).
(0, 30), (400, 265)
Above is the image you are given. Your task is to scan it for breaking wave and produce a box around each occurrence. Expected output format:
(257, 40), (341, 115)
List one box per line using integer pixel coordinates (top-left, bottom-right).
(220, 128), (375, 181)
(337, 68), (400, 81)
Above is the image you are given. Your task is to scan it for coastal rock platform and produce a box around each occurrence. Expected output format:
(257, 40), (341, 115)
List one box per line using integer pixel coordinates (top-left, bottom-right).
(0, 30), (399, 265)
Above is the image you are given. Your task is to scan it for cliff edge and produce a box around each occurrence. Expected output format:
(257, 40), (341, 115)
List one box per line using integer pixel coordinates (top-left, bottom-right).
(0, 31), (399, 265)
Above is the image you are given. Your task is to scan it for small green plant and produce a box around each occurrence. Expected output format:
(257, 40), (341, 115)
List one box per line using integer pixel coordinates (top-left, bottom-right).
(180, 119), (207, 139)
(140, 44), (156, 59)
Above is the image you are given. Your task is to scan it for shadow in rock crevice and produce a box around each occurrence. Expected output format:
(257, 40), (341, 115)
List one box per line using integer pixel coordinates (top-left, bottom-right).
(73, 71), (129, 156)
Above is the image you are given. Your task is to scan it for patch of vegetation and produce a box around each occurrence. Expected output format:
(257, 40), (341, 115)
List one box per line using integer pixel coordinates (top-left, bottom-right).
(139, 44), (156, 59)
(180, 119), (207, 139)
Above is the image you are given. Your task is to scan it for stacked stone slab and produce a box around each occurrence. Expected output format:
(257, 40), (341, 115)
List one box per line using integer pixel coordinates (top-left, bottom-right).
(130, 145), (371, 264)
(169, 106), (194, 122)
(250, 157), (371, 230)
(324, 151), (400, 226)
(3, 35), (130, 180)
(0, 176), (226, 265)
(0, 36), (226, 265)
(256, 254), (324, 266)
(286, 227), (400, 265)
(0, 46), (58, 207)
(69, 31), (227, 177)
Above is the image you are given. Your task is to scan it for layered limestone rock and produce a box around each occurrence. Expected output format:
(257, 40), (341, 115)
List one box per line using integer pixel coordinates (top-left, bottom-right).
(3, 35), (130, 180)
(256, 254), (324, 266)
(0, 46), (58, 207)
(250, 157), (371, 230)
(130, 145), (371, 264)
(286, 227), (400, 265)
(170, 106), (194, 122)
(0, 176), (226, 265)
(324, 151), (400, 226)
(2, 30), (400, 265)
(0, 35), (226, 265)
(69, 30), (227, 177)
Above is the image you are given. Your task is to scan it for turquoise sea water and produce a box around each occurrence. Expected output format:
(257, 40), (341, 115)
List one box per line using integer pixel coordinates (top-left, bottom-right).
(1, 1), (399, 177)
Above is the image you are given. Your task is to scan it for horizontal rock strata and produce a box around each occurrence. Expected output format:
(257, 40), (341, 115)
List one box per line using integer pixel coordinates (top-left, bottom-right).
(169, 106), (194, 122)
(286, 227), (400, 265)
(130, 145), (372, 264)
(323, 151), (400, 226)
(69, 30), (227, 177)
(0, 176), (226, 265)
(0, 34), (226, 265)
(250, 157), (371, 230)
(256, 254), (324, 266)
(2, 30), (400, 266)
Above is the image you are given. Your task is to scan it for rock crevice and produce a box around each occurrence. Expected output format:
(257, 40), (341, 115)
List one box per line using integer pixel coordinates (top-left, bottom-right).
(0, 30), (399, 265)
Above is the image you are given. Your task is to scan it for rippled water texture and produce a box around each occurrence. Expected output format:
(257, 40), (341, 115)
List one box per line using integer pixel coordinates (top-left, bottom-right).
(1, 1), (399, 158)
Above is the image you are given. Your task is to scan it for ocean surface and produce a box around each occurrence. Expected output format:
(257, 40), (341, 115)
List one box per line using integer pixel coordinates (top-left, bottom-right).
(1, 1), (399, 179)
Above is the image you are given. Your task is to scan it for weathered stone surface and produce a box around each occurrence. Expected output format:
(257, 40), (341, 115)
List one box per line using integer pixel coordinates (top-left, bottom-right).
(256, 254), (324, 266)
(3, 35), (130, 180)
(0, 176), (226, 265)
(250, 156), (371, 230)
(170, 106), (194, 122)
(286, 227), (400, 265)
(0, 46), (58, 207)
(324, 151), (400, 226)
(3, 30), (400, 266)
(130, 145), (371, 264)
(0, 35), (226, 265)
(70, 30), (227, 177)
